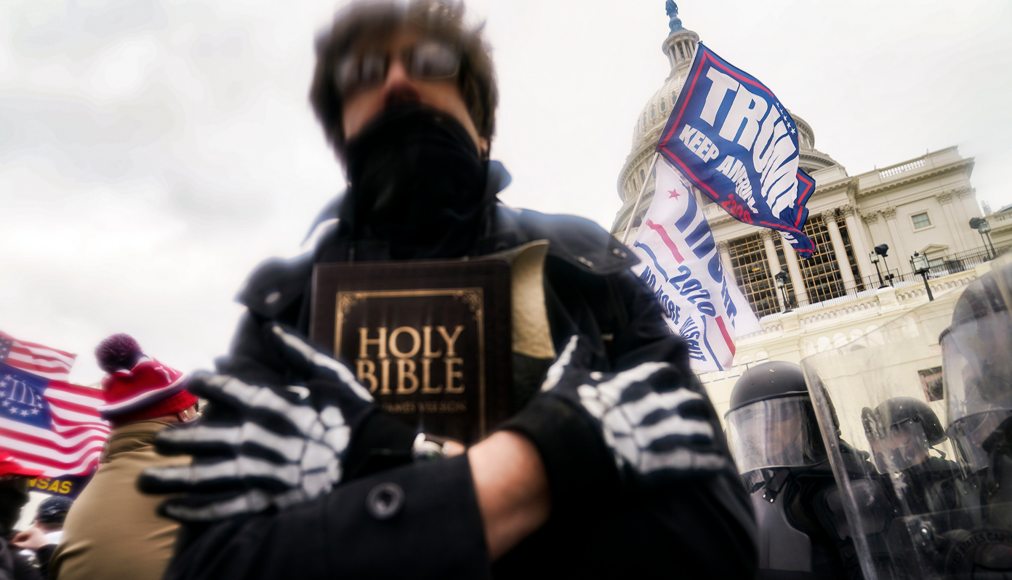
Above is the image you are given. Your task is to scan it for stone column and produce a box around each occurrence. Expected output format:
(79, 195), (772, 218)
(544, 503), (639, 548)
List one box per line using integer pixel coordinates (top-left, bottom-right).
(718, 240), (738, 288)
(882, 207), (905, 279)
(947, 187), (979, 251)
(780, 237), (809, 307)
(935, 191), (963, 251)
(863, 211), (887, 286)
(947, 190), (981, 251)
(823, 210), (857, 293)
(956, 187), (982, 252)
(761, 231), (785, 311)
(843, 205), (875, 287)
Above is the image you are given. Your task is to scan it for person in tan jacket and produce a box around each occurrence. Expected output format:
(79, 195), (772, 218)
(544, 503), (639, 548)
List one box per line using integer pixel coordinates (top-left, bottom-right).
(49, 334), (198, 580)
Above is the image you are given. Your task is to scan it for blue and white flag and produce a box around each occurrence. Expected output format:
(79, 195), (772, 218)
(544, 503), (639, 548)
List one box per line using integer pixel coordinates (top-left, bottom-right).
(631, 161), (760, 372)
(658, 43), (816, 257)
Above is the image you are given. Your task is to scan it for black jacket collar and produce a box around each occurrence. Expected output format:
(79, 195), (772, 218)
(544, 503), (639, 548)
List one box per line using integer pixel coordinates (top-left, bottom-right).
(238, 162), (638, 319)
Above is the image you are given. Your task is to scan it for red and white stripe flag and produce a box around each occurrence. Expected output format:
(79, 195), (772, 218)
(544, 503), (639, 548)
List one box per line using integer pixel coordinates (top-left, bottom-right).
(0, 332), (109, 477)
(0, 331), (76, 381)
(629, 160), (760, 372)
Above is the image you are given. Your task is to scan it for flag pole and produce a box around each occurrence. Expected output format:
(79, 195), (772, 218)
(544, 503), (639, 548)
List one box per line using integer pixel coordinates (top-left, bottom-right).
(620, 153), (660, 244)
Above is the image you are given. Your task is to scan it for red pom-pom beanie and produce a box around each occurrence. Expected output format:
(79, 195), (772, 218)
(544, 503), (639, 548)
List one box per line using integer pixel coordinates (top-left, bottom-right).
(95, 334), (196, 426)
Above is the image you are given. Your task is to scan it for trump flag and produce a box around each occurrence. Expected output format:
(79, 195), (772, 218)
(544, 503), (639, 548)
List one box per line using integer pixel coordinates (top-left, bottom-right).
(631, 160), (760, 372)
(657, 43), (816, 257)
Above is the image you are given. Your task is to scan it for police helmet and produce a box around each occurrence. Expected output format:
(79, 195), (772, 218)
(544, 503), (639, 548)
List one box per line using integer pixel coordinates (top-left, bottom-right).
(942, 261), (1012, 416)
(36, 495), (73, 526)
(943, 260), (1012, 472)
(728, 360), (808, 412)
(864, 397), (946, 446)
(725, 361), (826, 474)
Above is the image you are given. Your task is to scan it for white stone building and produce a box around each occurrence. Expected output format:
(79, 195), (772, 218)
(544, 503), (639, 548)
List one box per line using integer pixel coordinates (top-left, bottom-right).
(611, 8), (1005, 419)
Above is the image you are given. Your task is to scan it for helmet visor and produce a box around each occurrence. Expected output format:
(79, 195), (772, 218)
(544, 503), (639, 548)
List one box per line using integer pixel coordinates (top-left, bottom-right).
(943, 312), (1012, 426)
(865, 418), (932, 472)
(725, 395), (825, 473)
(947, 409), (1012, 473)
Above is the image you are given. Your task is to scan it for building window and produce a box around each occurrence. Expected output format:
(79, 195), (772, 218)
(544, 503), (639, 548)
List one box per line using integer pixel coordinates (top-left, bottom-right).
(797, 218), (847, 304)
(911, 212), (932, 230)
(918, 367), (943, 401)
(729, 234), (780, 317)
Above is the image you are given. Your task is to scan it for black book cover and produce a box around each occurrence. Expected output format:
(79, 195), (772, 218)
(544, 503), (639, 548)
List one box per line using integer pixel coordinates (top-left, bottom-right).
(310, 259), (512, 444)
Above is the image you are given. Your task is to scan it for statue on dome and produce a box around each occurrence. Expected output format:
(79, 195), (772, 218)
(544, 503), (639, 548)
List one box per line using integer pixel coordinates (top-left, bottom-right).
(665, 0), (683, 32)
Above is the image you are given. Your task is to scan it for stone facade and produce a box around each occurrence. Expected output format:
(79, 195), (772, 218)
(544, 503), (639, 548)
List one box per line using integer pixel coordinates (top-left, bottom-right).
(610, 9), (1001, 421)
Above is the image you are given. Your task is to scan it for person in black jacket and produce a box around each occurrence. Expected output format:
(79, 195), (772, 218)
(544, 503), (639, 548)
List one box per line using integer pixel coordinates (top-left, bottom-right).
(0, 474), (42, 580)
(726, 361), (876, 579)
(139, 1), (757, 578)
(862, 397), (962, 518)
(10, 495), (71, 578)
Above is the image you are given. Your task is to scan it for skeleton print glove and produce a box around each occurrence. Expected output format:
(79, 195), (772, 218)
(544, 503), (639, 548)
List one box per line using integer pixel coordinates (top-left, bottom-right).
(501, 335), (730, 518)
(541, 335), (728, 479)
(139, 324), (374, 522)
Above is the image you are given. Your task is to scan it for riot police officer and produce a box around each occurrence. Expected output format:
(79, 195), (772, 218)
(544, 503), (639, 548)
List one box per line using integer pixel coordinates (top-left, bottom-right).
(726, 360), (869, 579)
(944, 260), (1012, 523)
(937, 260), (1012, 577)
(862, 397), (961, 517)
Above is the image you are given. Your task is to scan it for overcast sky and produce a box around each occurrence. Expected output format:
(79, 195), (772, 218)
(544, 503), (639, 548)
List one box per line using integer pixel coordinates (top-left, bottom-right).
(2, 0), (1011, 386)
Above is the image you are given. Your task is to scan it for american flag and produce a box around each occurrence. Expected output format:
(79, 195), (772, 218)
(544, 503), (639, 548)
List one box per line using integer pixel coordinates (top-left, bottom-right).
(0, 331), (76, 381)
(0, 333), (109, 477)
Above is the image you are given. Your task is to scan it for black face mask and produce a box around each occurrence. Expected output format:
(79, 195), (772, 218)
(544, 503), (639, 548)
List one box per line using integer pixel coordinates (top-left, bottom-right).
(340, 104), (491, 260)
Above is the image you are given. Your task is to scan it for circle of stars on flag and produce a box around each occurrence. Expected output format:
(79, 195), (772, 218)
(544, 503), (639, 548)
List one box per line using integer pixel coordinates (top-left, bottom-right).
(0, 373), (43, 417)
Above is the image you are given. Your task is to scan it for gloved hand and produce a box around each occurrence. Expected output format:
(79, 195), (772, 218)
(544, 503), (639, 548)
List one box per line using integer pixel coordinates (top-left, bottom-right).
(502, 335), (729, 516)
(139, 323), (375, 522)
(547, 335), (728, 478)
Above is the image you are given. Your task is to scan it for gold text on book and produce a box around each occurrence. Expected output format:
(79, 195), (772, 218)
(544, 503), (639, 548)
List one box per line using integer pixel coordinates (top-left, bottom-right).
(355, 325), (466, 395)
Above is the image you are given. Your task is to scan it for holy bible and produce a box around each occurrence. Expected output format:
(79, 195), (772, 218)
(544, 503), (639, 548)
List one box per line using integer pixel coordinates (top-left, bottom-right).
(310, 260), (512, 444)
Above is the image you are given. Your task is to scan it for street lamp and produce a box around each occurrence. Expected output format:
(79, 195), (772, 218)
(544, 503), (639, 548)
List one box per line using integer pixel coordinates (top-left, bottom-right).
(909, 251), (934, 302)
(869, 249), (887, 289)
(969, 217), (997, 259)
(774, 269), (792, 313)
(873, 244), (893, 287)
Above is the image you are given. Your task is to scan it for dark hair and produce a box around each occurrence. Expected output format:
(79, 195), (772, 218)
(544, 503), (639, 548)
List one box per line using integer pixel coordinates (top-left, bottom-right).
(309, 0), (498, 158)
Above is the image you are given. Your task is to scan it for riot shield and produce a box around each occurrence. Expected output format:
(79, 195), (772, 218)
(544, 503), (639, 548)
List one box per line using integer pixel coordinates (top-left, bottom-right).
(801, 261), (1012, 580)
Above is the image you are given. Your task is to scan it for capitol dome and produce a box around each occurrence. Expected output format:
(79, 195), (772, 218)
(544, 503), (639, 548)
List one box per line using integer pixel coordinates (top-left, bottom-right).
(628, 30), (698, 148)
(793, 114), (842, 174)
(612, 8), (698, 239)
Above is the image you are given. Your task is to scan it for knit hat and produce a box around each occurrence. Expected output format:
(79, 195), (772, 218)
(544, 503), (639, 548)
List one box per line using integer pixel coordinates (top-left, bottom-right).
(36, 495), (73, 525)
(0, 452), (42, 478)
(95, 334), (197, 425)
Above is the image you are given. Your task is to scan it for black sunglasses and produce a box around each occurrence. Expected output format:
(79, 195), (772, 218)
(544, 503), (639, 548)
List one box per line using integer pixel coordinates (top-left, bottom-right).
(335, 40), (461, 98)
